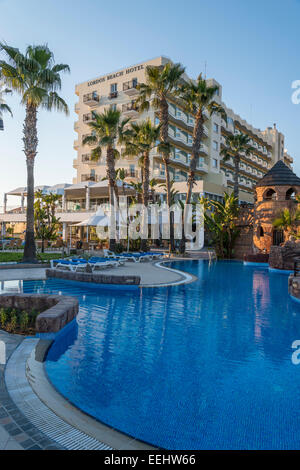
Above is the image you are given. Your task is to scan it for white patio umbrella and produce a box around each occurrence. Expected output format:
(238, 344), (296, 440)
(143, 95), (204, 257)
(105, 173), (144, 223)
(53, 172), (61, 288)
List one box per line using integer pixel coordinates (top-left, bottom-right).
(73, 209), (109, 242)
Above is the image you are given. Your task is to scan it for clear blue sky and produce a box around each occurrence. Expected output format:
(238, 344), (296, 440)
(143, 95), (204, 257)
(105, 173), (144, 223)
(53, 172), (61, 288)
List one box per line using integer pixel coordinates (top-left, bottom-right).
(1, 0), (300, 206)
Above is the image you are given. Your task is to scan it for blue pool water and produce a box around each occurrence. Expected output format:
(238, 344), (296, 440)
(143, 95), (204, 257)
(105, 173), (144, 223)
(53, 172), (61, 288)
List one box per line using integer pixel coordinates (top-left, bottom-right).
(5, 260), (300, 449)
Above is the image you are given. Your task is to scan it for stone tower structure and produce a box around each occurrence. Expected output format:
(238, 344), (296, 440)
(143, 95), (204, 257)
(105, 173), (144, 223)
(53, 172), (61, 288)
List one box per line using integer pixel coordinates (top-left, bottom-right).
(253, 160), (300, 253)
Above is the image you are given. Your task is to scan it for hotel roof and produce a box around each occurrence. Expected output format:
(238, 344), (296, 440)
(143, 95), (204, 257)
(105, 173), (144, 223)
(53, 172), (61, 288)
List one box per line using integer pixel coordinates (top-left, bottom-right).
(256, 160), (300, 187)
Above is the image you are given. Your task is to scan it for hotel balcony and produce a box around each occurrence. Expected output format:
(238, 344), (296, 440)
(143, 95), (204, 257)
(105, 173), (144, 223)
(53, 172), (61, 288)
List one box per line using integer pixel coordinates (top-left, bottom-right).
(170, 131), (187, 145)
(83, 113), (96, 123)
(82, 133), (96, 145)
(73, 158), (79, 168)
(83, 92), (100, 106)
(82, 154), (97, 165)
(122, 102), (139, 118)
(109, 91), (118, 99)
(200, 143), (209, 155)
(173, 153), (189, 166)
(74, 121), (79, 131)
(124, 169), (139, 179)
(197, 161), (209, 173)
(74, 104), (80, 114)
(153, 169), (166, 179)
(123, 80), (139, 96)
(81, 174), (99, 182)
(73, 139), (79, 150)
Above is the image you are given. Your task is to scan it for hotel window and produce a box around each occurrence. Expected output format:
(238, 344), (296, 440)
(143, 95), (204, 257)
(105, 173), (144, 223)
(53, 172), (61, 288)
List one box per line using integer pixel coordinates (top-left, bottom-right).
(129, 164), (136, 177)
(213, 123), (219, 133)
(132, 78), (138, 88)
(111, 104), (117, 111)
(213, 141), (218, 151)
(111, 83), (117, 93)
(212, 158), (218, 168)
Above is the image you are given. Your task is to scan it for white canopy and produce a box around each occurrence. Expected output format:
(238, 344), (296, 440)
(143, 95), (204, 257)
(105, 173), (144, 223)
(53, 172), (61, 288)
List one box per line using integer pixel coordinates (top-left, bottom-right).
(73, 208), (108, 227)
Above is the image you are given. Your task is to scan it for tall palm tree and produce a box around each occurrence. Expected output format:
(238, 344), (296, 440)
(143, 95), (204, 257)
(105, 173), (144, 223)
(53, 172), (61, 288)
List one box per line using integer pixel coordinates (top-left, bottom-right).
(83, 108), (129, 250)
(0, 44), (69, 262)
(136, 62), (185, 251)
(123, 119), (161, 250)
(178, 74), (227, 252)
(149, 178), (158, 202)
(220, 133), (254, 201)
(123, 119), (161, 209)
(116, 168), (127, 195)
(128, 181), (143, 204)
(0, 74), (12, 128)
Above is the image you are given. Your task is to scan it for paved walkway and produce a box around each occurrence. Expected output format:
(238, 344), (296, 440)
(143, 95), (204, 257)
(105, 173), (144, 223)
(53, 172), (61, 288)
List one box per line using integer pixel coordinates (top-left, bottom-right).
(0, 268), (47, 281)
(0, 331), (62, 451)
(0, 331), (26, 450)
(0, 259), (200, 286)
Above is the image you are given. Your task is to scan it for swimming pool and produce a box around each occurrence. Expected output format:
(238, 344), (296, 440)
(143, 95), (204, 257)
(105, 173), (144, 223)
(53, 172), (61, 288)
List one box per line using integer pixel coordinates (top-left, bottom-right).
(7, 261), (300, 449)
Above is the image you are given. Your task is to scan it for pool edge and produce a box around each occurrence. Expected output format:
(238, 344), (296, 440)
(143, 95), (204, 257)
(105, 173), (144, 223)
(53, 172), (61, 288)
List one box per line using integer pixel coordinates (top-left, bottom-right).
(6, 338), (158, 450)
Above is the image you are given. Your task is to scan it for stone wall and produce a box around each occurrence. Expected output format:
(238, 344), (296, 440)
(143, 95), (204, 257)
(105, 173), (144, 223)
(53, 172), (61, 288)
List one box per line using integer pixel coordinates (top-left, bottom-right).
(0, 294), (78, 333)
(46, 268), (141, 285)
(288, 274), (300, 299)
(269, 239), (300, 270)
(233, 206), (254, 259)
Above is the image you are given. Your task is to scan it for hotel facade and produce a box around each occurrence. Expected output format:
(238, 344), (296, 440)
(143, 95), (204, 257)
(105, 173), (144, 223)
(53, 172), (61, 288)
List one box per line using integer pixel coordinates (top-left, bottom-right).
(73, 56), (293, 205)
(0, 56), (294, 240)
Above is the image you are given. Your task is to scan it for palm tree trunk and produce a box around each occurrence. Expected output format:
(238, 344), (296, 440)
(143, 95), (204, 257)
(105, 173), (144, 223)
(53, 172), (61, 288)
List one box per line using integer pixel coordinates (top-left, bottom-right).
(159, 98), (175, 252)
(141, 151), (150, 251)
(23, 104), (38, 263)
(179, 111), (204, 254)
(107, 148), (116, 251)
(233, 156), (240, 201)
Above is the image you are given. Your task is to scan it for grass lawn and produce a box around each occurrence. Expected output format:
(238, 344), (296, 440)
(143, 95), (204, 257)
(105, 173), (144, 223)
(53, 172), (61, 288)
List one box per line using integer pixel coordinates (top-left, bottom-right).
(0, 252), (63, 263)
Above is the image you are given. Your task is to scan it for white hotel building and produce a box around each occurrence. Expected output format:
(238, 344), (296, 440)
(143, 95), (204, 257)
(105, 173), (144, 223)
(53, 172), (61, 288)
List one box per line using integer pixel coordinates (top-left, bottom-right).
(0, 56), (294, 238)
(73, 56), (293, 203)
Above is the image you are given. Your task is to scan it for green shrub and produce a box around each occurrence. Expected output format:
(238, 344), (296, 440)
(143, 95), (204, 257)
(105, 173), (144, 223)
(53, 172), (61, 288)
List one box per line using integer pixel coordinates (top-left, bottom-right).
(0, 308), (7, 327)
(10, 314), (18, 331)
(0, 306), (40, 334)
(20, 312), (29, 331)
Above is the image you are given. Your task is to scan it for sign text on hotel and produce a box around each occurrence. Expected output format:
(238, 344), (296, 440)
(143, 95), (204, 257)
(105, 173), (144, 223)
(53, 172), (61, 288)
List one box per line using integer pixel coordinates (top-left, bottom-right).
(88, 65), (144, 87)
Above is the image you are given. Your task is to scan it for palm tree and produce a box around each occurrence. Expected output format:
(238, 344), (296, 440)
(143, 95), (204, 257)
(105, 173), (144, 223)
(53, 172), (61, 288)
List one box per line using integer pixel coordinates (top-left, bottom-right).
(123, 120), (161, 208)
(136, 62), (185, 251)
(0, 74), (12, 128)
(149, 178), (158, 202)
(199, 192), (240, 258)
(116, 168), (127, 195)
(123, 120), (161, 250)
(220, 134), (254, 201)
(178, 74), (227, 252)
(128, 181), (143, 204)
(83, 108), (129, 250)
(0, 44), (69, 262)
(273, 207), (300, 238)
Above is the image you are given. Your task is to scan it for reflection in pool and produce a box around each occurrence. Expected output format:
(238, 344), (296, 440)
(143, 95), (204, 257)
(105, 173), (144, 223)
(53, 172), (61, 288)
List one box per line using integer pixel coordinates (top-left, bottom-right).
(6, 261), (300, 449)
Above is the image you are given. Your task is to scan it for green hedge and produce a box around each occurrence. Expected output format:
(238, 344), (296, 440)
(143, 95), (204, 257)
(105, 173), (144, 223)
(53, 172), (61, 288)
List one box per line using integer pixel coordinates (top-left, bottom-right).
(0, 252), (63, 263)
